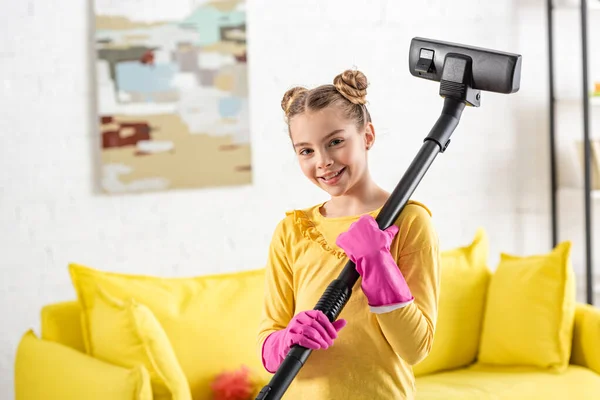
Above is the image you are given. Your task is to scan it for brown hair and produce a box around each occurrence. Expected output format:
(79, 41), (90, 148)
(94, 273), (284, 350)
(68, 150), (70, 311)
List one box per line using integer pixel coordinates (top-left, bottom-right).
(281, 69), (372, 131)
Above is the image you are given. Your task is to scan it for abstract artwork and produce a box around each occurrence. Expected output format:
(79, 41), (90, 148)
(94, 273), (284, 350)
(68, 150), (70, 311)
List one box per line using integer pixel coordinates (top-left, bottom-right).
(94, 0), (251, 193)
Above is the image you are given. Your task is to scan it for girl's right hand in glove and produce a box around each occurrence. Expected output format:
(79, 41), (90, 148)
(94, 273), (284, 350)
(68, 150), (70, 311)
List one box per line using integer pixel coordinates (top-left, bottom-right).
(261, 310), (347, 373)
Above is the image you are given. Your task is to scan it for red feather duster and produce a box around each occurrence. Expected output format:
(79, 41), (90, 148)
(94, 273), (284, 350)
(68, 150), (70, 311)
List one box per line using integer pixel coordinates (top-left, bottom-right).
(210, 365), (255, 400)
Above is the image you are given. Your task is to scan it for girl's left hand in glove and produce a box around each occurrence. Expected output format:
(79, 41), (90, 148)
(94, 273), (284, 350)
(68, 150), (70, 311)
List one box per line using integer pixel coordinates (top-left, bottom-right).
(336, 214), (414, 312)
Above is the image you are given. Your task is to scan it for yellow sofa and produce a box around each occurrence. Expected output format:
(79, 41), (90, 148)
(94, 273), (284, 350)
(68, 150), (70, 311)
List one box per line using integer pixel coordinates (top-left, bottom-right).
(13, 229), (600, 399)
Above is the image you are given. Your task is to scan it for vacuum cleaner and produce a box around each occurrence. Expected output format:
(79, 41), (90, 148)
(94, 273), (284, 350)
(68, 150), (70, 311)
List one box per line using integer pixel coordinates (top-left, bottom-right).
(255, 37), (523, 400)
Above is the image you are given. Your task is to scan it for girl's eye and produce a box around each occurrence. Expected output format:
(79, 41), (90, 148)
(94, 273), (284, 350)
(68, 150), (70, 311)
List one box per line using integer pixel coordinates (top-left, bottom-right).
(299, 148), (313, 156)
(330, 139), (344, 146)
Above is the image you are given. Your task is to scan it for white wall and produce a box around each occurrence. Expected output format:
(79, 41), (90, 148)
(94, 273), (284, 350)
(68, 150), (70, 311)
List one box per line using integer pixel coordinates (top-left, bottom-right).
(2, 0), (594, 398)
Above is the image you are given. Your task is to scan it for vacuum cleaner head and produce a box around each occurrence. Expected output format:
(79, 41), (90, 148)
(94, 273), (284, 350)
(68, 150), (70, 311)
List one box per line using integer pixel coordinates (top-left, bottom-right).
(409, 37), (522, 95)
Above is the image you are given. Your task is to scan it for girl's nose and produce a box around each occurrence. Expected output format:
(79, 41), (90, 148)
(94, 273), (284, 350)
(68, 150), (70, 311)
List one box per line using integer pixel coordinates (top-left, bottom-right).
(316, 153), (334, 169)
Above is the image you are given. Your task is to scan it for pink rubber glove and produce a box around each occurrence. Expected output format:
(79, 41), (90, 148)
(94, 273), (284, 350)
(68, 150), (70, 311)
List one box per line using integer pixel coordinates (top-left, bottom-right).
(261, 310), (347, 373)
(336, 214), (414, 313)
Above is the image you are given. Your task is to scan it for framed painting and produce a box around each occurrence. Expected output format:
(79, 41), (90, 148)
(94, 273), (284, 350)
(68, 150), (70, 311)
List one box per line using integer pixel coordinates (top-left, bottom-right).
(94, 0), (251, 193)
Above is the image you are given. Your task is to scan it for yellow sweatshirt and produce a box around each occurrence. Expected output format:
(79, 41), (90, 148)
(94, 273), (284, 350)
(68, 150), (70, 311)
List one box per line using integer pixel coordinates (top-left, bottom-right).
(256, 200), (441, 399)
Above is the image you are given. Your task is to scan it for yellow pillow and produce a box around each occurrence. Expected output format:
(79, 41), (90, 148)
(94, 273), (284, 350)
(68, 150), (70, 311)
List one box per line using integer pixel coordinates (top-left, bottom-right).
(477, 241), (576, 371)
(41, 300), (86, 352)
(15, 330), (152, 400)
(413, 228), (491, 376)
(69, 263), (271, 400)
(88, 284), (191, 400)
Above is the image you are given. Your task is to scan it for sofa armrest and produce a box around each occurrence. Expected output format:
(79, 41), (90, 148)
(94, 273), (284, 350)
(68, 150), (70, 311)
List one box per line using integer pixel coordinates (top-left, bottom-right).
(15, 330), (152, 400)
(570, 303), (600, 374)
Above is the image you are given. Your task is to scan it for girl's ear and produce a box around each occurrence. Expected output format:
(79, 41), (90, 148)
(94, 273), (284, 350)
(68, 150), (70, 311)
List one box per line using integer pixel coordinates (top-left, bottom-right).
(364, 123), (375, 150)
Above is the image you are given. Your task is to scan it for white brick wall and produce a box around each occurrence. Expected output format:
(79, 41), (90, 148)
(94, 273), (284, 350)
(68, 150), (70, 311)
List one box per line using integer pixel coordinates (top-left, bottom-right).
(2, 0), (597, 398)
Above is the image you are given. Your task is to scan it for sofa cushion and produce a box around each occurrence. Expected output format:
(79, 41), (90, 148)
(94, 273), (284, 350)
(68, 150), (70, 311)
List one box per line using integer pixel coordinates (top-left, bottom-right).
(69, 263), (271, 400)
(15, 330), (152, 400)
(413, 228), (491, 376)
(41, 300), (86, 352)
(86, 284), (192, 400)
(414, 364), (600, 399)
(477, 241), (576, 371)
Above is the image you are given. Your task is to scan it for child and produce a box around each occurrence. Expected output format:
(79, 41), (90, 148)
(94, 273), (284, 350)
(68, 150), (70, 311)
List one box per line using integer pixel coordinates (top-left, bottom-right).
(256, 69), (441, 399)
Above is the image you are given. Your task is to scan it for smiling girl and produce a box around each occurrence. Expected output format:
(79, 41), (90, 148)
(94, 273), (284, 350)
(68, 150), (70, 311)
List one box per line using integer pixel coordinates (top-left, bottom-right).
(256, 69), (441, 399)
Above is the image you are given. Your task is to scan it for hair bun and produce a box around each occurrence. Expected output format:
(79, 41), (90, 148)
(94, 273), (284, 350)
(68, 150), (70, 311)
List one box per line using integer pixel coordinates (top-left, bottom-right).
(281, 86), (308, 116)
(333, 69), (368, 105)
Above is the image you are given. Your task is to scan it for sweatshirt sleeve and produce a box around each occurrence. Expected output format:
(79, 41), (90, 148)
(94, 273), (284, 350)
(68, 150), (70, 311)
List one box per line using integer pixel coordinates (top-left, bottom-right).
(374, 203), (441, 365)
(256, 219), (296, 360)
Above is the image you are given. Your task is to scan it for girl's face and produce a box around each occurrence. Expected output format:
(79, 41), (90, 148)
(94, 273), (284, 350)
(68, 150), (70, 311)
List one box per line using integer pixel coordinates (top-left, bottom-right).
(289, 106), (375, 198)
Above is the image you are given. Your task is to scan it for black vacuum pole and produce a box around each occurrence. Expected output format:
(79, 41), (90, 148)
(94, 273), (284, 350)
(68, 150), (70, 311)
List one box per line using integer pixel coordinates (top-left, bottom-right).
(255, 38), (522, 400)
